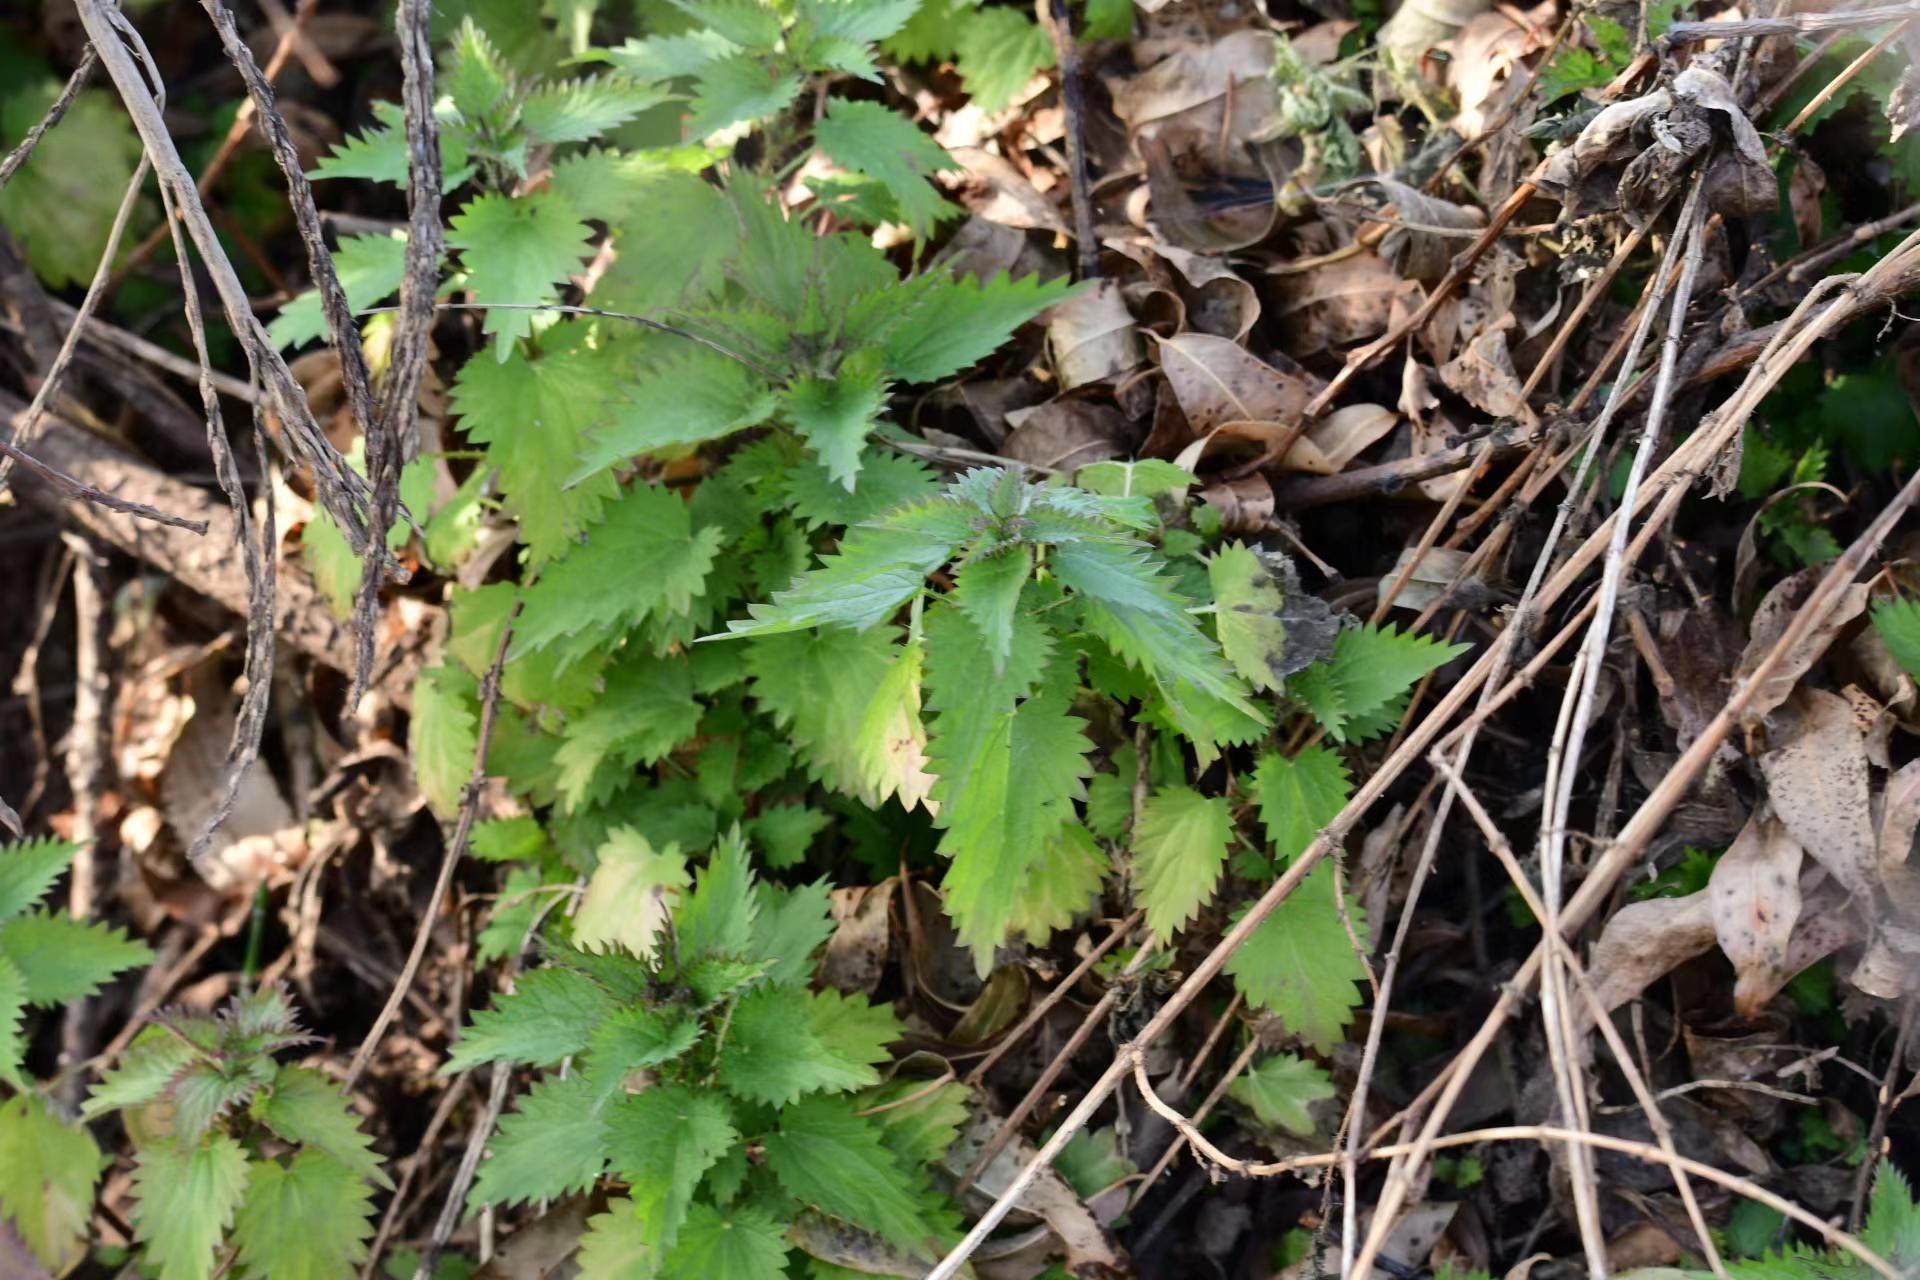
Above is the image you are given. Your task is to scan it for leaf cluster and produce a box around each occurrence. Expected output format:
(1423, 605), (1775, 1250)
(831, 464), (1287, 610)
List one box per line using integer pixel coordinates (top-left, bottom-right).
(81, 985), (390, 1280)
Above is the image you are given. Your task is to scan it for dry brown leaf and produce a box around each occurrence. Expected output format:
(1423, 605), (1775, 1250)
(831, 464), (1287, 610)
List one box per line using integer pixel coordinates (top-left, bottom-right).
(1673, 66), (1778, 219)
(1709, 810), (1804, 1016)
(951, 146), (1069, 232)
(944, 216), (1056, 284)
(823, 879), (896, 995)
(1757, 688), (1877, 899)
(1108, 29), (1275, 173)
(1003, 400), (1133, 470)
(1306, 403), (1399, 472)
(1536, 90), (1674, 218)
(1197, 473), (1274, 533)
(1374, 179), (1487, 282)
(1589, 889), (1718, 1014)
(1380, 546), (1476, 614)
(947, 965), (1029, 1047)
(1267, 252), (1407, 353)
(1155, 242), (1261, 341)
(1157, 332), (1313, 435)
(1881, 759), (1920, 868)
(946, 1111), (1124, 1273)
(1734, 567), (1871, 726)
(1437, 329), (1527, 419)
(1047, 280), (1143, 390)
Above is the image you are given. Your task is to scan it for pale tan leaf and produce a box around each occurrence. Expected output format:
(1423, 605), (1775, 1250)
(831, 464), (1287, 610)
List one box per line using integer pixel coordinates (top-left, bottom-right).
(1437, 330), (1526, 419)
(1157, 332), (1313, 435)
(1757, 688), (1877, 899)
(1589, 889), (1718, 1014)
(1734, 568), (1870, 725)
(1047, 280), (1143, 390)
(1708, 811), (1804, 1016)
(1002, 399), (1131, 470)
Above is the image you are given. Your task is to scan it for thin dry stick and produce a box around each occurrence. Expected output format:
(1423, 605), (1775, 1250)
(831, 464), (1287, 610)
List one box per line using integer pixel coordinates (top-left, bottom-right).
(963, 910), (1142, 1087)
(1544, 184), (1709, 1280)
(1519, 217), (1657, 402)
(360, 0), (444, 703)
(1432, 752), (1728, 1278)
(419, 1063), (513, 1280)
(40, 299), (262, 403)
(56, 535), (109, 1109)
(1850, 996), (1918, 1229)
(1353, 357), (1920, 1277)
(360, 1075), (472, 1280)
(1, 437), (208, 532)
(957, 938), (1161, 1197)
(0, 46), (97, 192)
(344, 603), (521, 1092)
(1779, 20), (1911, 137)
(199, 0), (391, 695)
(1668, 4), (1917, 39)
(72, 0), (374, 548)
(1044, 0), (1100, 281)
(1127, 1029), (1259, 1212)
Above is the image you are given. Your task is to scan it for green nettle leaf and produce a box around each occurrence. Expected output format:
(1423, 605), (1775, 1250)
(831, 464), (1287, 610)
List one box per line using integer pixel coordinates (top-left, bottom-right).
(447, 190), (594, 359)
(663, 1201), (791, 1279)
(849, 636), (940, 814)
(720, 526), (955, 638)
(0, 1092), (105, 1272)
(883, 272), (1079, 384)
(750, 880), (837, 987)
(554, 655), (704, 811)
(1209, 541), (1294, 693)
(85, 1025), (197, 1118)
(573, 828), (692, 960)
(606, 1085), (739, 1264)
(310, 100), (473, 189)
(951, 5), (1055, 113)
(1074, 459), (1194, 498)
(269, 232), (410, 350)
(954, 546), (1033, 674)
(444, 967), (620, 1073)
(450, 341), (624, 566)
(511, 484), (725, 658)
(1290, 624), (1470, 745)
(1228, 1053), (1336, 1136)
(747, 627), (906, 796)
(925, 606), (1091, 964)
(0, 835), (79, 921)
(585, 1006), (704, 1097)
(447, 18), (515, 124)
(251, 1067), (390, 1189)
(0, 81), (145, 288)
(717, 985), (895, 1104)
(229, 1150), (376, 1280)
(1872, 598), (1920, 679)
(762, 1095), (939, 1256)
(131, 1134), (251, 1280)
(520, 76), (663, 144)
(1225, 862), (1371, 1051)
(1006, 821), (1108, 947)
(0, 953), (24, 1085)
(1250, 747), (1351, 867)
(1133, 785), (1234, 941)
(409, 664), (478, 820)
(0, 910), (151, 1005)
(813, 98), (959, 241)
(782, 351), (891, 490)
(675, 830), (759, 961)
(574, 348), (778, 482)
(748, 804), (832, 870)
(688, 53), (804, 139)
(472, 1072), (611, 1207)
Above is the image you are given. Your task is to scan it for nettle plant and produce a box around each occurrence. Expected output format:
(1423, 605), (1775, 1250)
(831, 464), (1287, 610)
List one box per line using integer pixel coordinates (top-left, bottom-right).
(83, 986), (390, 1280)
(450, 829), (968, 1274)
(275, 0), (1477, 1254)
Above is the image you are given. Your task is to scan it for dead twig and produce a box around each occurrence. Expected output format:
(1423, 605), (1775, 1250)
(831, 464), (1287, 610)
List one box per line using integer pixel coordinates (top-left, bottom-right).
(0, 47), (97, 193)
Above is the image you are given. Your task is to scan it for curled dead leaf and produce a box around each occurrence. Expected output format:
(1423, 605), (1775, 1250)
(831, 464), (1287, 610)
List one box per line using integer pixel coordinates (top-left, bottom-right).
(1267, 252), (1407, 352)
(947, 1111), (1125, 1274)
(823, 879), (896, 995)
(1157, 332), (1314, 435)
(1373, 178), (1486, 282)
(1437, 329), (1527, 419)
